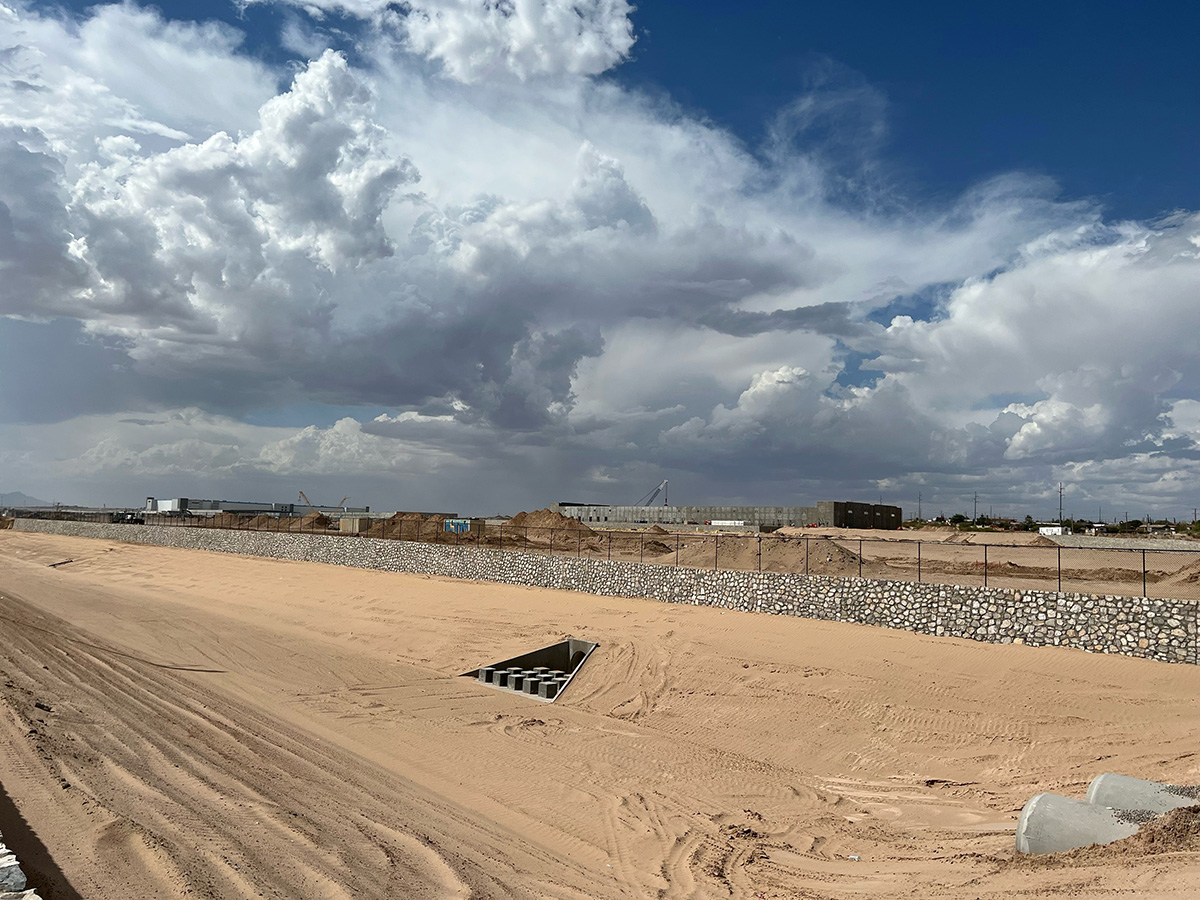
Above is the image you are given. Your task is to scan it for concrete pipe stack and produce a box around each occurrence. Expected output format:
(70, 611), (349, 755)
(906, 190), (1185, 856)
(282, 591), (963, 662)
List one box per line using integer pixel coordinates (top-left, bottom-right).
(1015, 773), (1199, 855)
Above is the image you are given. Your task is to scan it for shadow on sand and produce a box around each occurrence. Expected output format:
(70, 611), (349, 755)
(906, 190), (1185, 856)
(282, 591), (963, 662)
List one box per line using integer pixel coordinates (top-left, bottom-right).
(0, 779), (83, 900)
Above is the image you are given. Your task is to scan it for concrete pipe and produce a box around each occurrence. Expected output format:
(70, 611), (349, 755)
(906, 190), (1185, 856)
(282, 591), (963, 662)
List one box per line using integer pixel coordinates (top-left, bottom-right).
(1015, 793), (1146, 855)
(1086, 774), (1200, 815)
(0, 845), (27, 893)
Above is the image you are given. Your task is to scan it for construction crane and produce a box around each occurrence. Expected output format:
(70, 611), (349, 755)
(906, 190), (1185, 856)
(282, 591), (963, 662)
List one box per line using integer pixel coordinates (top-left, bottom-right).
(634, 479), (669, 506)
(297, 492), (349, 515)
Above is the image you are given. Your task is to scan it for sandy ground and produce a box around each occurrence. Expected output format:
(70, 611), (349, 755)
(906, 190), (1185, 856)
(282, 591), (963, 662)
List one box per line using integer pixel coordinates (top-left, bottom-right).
(0, 530), (1197, 899)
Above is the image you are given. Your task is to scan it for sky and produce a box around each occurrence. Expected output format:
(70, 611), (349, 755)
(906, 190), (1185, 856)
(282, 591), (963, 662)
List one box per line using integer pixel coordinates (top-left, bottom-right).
(1, 1), (1198, 521)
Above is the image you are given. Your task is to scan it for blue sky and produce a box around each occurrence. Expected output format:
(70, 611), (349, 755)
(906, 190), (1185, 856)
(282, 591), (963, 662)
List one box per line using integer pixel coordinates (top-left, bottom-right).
(624, 2), (1200, 222)
(2, 1), (1199, 519)
(53, 0), (1200, 222)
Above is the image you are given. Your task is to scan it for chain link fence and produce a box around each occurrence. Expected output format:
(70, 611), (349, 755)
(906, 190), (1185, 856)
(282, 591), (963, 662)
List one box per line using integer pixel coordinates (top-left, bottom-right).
(18, 511), (1200, 602)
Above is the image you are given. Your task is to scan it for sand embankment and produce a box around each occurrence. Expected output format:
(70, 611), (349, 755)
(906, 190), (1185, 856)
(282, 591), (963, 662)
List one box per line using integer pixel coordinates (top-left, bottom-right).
(0, 530), (1196, 899)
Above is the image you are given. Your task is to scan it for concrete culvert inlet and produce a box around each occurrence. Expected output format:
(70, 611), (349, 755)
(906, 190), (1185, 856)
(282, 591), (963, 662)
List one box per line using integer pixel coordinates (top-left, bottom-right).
(1015, 793), (1147, 854)
(1086, 773), (1200, 815)
(462, 638), (598, 703)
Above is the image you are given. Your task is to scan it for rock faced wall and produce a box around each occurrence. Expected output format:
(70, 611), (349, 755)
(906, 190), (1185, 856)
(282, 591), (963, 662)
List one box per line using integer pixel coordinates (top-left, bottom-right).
(13, 519), (1197, 665)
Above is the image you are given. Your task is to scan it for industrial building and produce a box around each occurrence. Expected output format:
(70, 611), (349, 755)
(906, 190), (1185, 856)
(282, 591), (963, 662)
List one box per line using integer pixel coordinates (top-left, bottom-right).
(145, 497), (370, 517)
(554, 500), (903, 530)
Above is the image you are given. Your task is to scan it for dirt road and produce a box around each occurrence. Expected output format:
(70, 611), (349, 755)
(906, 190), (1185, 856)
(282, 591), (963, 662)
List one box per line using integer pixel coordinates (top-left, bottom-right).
(0, 531), (1197, 898)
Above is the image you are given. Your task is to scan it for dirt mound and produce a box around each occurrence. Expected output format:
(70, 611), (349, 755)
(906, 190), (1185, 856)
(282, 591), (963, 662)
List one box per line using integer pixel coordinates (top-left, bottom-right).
(272, 513), (335, 533)
(366, 512), (458, 542)
(666, 535), (869, 576)
(647, 524), (671, 534)
(800, 537), (868, 575)
(369, 512), (437, 540)
(367, 513), (404, 539)
(507, 508), (593, 534)
(773, 526), (813, 537)
(1165, 557), (1200, 584)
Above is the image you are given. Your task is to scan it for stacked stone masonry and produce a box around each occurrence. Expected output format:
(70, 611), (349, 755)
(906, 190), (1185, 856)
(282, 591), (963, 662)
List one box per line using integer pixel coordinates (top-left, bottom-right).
(14, 519), (1198, 665)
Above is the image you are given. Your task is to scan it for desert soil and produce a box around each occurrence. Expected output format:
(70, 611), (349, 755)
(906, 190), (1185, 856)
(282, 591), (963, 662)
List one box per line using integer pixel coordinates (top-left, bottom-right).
(0, 530), (1197, 899)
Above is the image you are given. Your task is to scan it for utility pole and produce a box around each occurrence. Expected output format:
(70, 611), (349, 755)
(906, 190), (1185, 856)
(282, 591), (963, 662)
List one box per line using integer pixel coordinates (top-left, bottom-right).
(973, 492), (978, 520)
(918, 492), (922, 521)
(1058, 483), (1064, 525)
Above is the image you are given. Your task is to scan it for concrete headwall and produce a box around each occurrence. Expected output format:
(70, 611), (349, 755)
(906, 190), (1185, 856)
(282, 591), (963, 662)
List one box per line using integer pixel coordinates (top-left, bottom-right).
(14, 519), (1198, 665)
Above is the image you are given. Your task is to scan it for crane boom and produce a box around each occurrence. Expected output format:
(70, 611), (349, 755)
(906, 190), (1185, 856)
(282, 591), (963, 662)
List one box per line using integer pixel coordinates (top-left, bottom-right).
(634, 479), (669, 506)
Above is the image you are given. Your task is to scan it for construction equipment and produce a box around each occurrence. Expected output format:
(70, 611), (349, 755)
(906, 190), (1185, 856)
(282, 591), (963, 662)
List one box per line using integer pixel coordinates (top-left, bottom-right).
(297, 492), (350, 515)
(634, 479), (669, 506)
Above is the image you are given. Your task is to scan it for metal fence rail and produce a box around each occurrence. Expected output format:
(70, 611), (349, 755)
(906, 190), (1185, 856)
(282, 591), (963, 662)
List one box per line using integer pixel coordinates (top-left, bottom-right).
(29, 512), (1200, 603)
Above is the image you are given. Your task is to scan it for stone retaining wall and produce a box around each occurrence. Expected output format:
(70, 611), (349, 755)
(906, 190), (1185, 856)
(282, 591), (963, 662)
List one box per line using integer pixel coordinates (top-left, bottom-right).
(14, 519), (1198, 665)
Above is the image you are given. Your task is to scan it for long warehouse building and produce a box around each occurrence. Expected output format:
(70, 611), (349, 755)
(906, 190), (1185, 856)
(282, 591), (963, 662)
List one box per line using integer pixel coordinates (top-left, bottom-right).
(554, 500), (902, 530)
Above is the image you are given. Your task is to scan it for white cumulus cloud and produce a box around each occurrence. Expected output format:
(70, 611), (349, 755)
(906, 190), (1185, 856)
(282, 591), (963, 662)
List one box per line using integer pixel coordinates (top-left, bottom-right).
(2, 1), (1200, 519)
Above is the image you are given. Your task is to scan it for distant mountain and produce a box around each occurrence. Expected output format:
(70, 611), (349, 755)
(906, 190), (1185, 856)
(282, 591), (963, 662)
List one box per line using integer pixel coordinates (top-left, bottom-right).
(0, 491), (53, 507)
